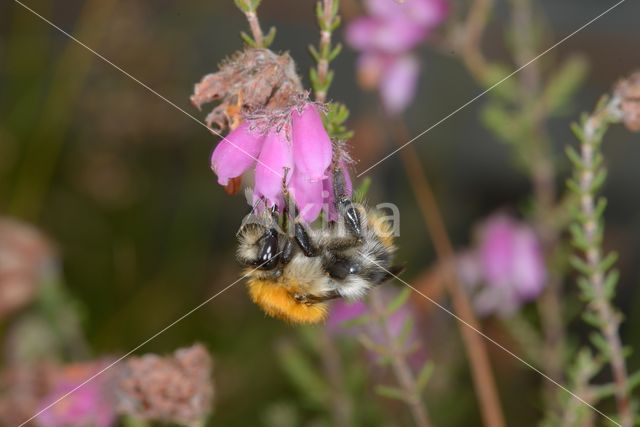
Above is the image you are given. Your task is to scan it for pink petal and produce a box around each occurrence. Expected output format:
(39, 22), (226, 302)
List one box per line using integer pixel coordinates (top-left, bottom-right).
(511, 227), (546, 299)
(478, 214), (516, 289)
(291, 104), (333, 181)
(346, 18), (426, 54)
(345, 18), (380, 51)
(380, 55), (420, 114)
(290, 168), (325, 222)
(210, 123), (264, 185)
(254, 130), (292, 207)
(412, 0), (449, 28)
(366, 0), (409, 18)
(366, 0), (449, 28)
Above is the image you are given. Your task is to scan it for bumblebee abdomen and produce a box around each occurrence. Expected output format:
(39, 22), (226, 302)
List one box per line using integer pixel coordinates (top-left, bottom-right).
(246, 278), (328, 324)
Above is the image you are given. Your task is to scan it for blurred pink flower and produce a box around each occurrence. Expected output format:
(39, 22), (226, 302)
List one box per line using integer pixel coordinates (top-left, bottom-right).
(328, 290), (425, 367)
(458, 213), (546, 316)
(326, 299), (368, 335)
(346, 0), (448, 114)
(35, 363), (116, 427)
(210, 102), (345, 222)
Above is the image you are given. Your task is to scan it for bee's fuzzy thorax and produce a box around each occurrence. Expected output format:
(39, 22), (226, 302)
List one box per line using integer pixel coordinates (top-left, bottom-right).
(246, 278), (328, 324)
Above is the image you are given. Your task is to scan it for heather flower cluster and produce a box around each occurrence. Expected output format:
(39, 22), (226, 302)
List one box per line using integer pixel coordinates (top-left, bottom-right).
(193, 49), (352, 223)
(328, 289), (426, 366)
(211, 101), (352, 222)
(346, 0), (448, 114)
(0, 345), (214, 427)
(457, 213), (546, 316)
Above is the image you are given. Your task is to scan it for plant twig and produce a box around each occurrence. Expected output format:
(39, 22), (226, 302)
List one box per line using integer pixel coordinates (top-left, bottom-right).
(567, 95), (633, 427)
(234, 0), (274, 48)
(318, 328), (353, 427)
(369, 290), (433, 427)
(509, 0), (567, 398)
(460, 0), (493, 81)
(393, 120), (506, 427)
(311, 0), (342, 103)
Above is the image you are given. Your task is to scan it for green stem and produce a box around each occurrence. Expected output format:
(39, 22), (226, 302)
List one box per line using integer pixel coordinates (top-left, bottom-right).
(312, 0), (341, 103)
(8, 0), (120, 221)
(369, 290), (433, 427)
(570, 96), (633, 427)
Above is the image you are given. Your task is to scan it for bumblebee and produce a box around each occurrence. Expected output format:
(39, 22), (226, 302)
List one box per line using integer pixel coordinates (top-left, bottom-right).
(236, 167), (402, 323)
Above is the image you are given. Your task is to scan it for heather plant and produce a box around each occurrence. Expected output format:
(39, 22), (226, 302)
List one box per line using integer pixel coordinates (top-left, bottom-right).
(1, 0), (640, 426)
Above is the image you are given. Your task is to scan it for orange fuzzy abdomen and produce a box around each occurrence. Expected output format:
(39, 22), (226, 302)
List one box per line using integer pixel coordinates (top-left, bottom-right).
(247, 278), (328, 324)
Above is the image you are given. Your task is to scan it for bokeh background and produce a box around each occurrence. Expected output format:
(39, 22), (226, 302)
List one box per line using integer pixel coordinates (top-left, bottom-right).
(1, 0), (640, 425)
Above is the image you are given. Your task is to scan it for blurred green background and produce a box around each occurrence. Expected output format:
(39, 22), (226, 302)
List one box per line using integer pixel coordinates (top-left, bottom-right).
(1, 0), (640, 425)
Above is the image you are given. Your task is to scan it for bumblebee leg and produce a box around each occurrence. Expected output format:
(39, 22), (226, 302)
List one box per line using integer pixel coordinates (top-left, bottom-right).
(254, 227), (281, 270)
(333, 167), (363, 240)
(294, 222), (319, 257)
(292, 290), (342, 304)
(281, 239), (294, 265)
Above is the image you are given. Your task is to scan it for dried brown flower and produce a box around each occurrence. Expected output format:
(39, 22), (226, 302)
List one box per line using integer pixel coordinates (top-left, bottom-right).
(191, 48), (303, 130)
(0, 219), (54, 319)
(615, 71), (640, 132)
(115, 344), (214, 426)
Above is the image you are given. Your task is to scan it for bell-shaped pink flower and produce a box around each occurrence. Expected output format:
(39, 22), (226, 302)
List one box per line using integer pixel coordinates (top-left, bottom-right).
(346, 18), (426, 54)
(210, 123), (264, 185)
(457, 213), (546, 317)
(366, 0), (448, 28)
(346, 0), (448, 114)
(291, 104), (333, 181)
(478, 214), (545, 299)
(290, 168), (325, 223)
(380, 54), (420, 114)
(254, 130), (292, 206)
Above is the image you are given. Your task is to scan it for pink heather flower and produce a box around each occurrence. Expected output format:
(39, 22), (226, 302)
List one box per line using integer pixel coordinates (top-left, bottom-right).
(328, 290), (427, 368)
(458, 213), (546, 316)
(35, 363), (116, 427)
(210, 101), (345, 223)
(346, 0), (448, 114)
(367, 0), (448, 27)
(254, 130), (293, 207)
(290, 167), (325, 223)
(326, 299), (368, 334)
(379, 54), (421, 114)
(291, 104), (333, 181)
(210, 122), (264, 186)
(346, 17), (427, 54)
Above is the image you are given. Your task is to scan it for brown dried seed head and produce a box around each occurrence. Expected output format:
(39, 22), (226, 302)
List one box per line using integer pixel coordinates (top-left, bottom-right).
(0, 219), (55, 319)
(615, 71), (640, 132)
(115, 344), (214, 426)
(191, 48), (303, 131)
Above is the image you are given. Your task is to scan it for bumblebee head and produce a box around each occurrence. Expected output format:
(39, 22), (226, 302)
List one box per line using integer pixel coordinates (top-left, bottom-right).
(246, 278), (328, 324)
